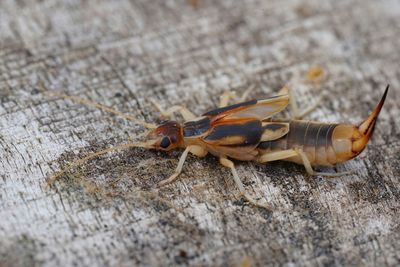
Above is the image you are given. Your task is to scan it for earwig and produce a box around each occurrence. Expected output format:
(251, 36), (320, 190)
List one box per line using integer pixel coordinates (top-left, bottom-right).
(45, 85), (389, 210)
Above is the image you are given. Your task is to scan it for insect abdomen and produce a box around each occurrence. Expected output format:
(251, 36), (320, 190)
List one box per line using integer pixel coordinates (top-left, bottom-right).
(258, 121), (340, 166)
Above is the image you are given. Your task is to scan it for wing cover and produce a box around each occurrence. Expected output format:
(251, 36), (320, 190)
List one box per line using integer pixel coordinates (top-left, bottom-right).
(203, 94), (289, 122)
(261, 122), (290, 141)
(203, 99), (257, 117)
(203, 119), (262, 147)
(183, 117), (211, 137)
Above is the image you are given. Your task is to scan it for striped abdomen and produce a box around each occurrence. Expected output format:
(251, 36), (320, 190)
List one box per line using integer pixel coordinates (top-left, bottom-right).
(257, 86), (388, 167)
(258, 120), (344, 166)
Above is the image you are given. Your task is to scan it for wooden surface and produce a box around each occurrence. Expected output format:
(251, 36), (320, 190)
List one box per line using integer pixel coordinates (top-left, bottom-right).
(1, 0), (399, 266)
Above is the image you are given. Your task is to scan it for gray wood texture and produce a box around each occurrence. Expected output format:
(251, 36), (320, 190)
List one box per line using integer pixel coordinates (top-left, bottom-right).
(1, 0), (399, 266)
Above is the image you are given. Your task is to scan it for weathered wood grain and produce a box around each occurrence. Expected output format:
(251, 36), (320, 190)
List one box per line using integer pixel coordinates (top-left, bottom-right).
(1, 0), (399, 266)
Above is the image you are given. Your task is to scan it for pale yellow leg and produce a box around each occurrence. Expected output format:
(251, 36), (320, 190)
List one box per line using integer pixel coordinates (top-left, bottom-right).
(295, 148), (353, 177)
(294, 97), (322, 119)
(258, 149), (298, 163)
(158, 146), (192, 186)
(294, 148), (315, 175)
(218, 85), (255, 107)
(236, 85), (254, 103)
(219, 91), (236, 107)
(150, 100), (196, 121)
(279, 85), (321, 119)
(259, 148), (352, 176)
(219, 157), (271, 210)
(157, 145), (208, 187)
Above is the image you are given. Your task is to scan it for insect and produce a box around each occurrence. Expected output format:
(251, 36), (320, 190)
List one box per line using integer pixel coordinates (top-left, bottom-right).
(45, 85), (389, 209)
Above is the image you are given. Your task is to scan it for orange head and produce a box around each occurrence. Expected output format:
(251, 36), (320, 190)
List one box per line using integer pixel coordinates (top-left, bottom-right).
(145, 120), (184, 151)
(332, 85), (389, 162)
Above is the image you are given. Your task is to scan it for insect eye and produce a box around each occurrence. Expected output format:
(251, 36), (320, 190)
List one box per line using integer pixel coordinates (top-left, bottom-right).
(160, 137), (171, 148)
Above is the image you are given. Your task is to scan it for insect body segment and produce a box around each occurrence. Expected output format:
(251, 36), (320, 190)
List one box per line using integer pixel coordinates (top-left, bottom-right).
(258, 121), (340, 166)
(183, 117), (211, 137)
(260, 122), (290, 141)
(146, 120), (184, 151)
(204, 119), (262, 147)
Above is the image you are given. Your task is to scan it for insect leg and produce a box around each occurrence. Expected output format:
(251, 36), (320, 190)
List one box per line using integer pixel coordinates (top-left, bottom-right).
(219, 91), (236, 107)
(259, 148), (352, 176)
(295, 148), (353, 177)
(294, 148), (315, 175)
(258, 149), (299, 163)
(158, 146), (193, 186)
(279, 85), (321, 119)
(219, 157), (271, 210)
(294, 98), (322, 119)
(150, 100), (196, 121)
(236, 85), (255, 103)
(218, 85), (255, 107)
